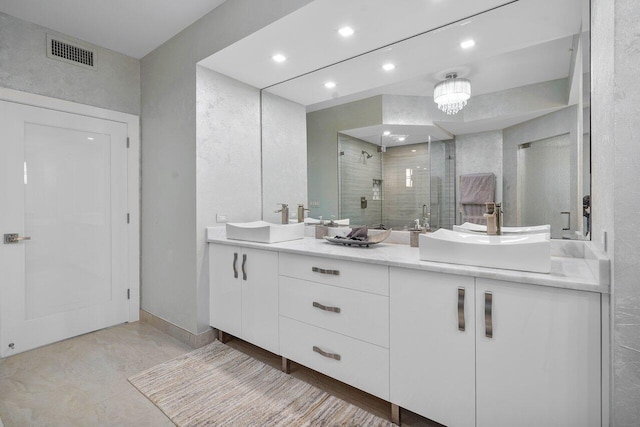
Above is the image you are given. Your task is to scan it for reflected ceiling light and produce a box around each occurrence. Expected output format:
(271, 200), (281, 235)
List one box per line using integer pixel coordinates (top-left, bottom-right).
(411, 149), (417, 153)
(460, 39), (476, 49)
(383, 131), (391, 136)
(338, 26), (354, 37)
(87, 137), (95, 140)
(398, 137), (406, 142)
(434, 72), (471, 115)
(382, 63), (396, 71)
(324, 81), (336, 89)
(272, 53), (287, 63)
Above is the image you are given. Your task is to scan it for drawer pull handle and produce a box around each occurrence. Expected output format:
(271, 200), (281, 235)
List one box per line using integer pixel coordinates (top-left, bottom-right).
(485, 291), (493, 339)
(457, 287), (465, 332)
(313, 345), (341, 361)
(242, 254), (247, 281)
(312, 301), (341, 314)
(312, 266), (340, 276)
(233, 252), (238, 279)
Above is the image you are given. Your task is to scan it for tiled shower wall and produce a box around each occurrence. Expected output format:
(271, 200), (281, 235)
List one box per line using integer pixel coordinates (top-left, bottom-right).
(382, 144), (430, 229)
(339, 135), (382, 226)
(340, 135), (456, 230)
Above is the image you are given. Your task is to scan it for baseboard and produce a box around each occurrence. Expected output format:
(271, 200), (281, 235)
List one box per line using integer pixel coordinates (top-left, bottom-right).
(139, 309), (216, 349)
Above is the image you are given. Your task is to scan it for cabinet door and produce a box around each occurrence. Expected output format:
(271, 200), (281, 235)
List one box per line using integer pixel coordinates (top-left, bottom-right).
(241, 248), (279, 354)
(476, 279), (601, 427)
(209, 244), (242, 338)
(390, 268), (476, 427)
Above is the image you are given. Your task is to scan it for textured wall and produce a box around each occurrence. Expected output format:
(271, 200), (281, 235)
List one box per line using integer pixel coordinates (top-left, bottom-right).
(196, 67), (262, 333)
(141, 0), (312, 334)
(306, 96), (383, 219)
(0, 12), (140, 115)
(262, 91), (308, 224)
(455, 131), (503, 224)
(591, 0), (640, 425)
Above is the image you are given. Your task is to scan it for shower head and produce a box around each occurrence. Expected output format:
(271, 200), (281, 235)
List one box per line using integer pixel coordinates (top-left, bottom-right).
(362, 150), (373, 159)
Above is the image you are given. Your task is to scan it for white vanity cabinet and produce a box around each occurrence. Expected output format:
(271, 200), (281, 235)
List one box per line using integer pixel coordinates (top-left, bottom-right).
(278, 253), (390, 400)
(390, 268), (476, 427)
(209, 243), (279, 354)
(390, 270), (602, 427)
(475, 278), (601, 427)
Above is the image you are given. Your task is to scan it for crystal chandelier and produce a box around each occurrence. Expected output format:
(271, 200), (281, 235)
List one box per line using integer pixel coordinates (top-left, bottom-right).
(433, 72), (471, 115)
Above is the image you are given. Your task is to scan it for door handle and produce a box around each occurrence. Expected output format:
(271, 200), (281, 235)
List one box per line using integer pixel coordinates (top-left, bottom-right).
(233, 252), (238, 278)
(242, 254), (247, 281)
(313, 345), (341, 361)
(457, 287), (465, 332)
(485, 292), (493, 338)
(4, 234), (31, 244)
(312, 301), (341, 313)
(312, 266), (340, 275)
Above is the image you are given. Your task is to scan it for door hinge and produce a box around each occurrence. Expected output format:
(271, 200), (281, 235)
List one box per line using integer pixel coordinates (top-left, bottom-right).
(127, 289), (130, 300)
(127, 213), (130, 224)
(126, 137), (130, 148)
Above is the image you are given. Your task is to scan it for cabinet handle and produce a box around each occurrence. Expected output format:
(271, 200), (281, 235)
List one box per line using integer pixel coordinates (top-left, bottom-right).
(458, 287), (465, 332)
(312, 301), (341, 313)
(242, 254), (247, 281)
(312, 266), (340, 276)
(233, 252), (238, 279)
(485, 291), (493, 338)
(313, 345), (341, 361)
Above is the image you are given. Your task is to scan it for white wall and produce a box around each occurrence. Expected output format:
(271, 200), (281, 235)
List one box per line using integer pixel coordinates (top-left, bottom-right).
(0, 12), (140, 115)
(140, 0), (312, 334)
(262, 91), (308, 224)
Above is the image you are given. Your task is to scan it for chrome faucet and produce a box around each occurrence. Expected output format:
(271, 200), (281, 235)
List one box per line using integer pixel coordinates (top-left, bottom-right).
(484, 202), (502, 235)
(275, 203), (289, 224)
(297, 204), (310, 223)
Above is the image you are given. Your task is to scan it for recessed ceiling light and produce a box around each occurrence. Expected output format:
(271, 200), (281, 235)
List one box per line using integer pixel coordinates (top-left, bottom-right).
(338, 26), (354, 37)
(272, 53), (287, 63)
(87, 137), (95, 140)
(460, 39), (476, 49)
(398, 137), (406, 142)
(383, 131), (391, 136)
(324, 81), (336, 89)
(382, 63), (396, 71)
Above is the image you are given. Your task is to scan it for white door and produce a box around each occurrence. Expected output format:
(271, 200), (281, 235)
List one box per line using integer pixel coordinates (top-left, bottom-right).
(0, 100), (129, 357)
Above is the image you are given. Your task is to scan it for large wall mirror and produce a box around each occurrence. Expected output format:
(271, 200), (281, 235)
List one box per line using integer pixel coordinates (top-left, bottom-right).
(262, 0), (590, 239)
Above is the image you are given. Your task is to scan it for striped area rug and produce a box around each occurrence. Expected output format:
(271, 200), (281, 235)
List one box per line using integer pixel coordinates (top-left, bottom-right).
(128, 340), (393, 426)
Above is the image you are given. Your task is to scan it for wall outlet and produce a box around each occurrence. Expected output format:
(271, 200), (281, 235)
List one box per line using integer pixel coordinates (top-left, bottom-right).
(216, 214), (228, 223)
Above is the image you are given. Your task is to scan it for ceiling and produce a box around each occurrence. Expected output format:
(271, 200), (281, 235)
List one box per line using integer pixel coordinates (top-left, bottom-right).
(0, 0), (226, 58)
(198, 0), (585, 141)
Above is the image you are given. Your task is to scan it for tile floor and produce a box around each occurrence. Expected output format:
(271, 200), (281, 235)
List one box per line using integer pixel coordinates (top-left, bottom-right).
(0, 322), (440, 426)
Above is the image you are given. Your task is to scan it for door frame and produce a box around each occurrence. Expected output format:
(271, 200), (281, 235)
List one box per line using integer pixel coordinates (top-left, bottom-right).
(0, 87), (140, 324)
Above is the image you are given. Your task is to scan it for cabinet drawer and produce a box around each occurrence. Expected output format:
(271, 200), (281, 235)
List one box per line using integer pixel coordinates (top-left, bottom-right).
(279, 253), (388, 295)
(280, 276), (389, 347)
(280, 316), (389, 401)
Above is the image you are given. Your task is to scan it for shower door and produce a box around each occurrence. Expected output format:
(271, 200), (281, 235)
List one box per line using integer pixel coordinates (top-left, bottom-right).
(0, 100), (129, 357)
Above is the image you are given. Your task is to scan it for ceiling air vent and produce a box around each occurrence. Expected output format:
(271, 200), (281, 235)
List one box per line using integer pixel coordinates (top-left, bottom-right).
(46, 34), (97, 70)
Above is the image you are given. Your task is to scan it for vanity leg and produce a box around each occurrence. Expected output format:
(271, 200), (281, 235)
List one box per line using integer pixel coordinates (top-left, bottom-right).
(281, 357), (291, 374)
(391, 403), (401, 426)
(217, 329), (228, 343)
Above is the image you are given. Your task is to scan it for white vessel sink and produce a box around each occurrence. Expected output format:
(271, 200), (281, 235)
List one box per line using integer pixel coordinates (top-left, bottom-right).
(226, 221), (305, 243)
(453, 222), (551, 235)
(419, 229), (551, 273)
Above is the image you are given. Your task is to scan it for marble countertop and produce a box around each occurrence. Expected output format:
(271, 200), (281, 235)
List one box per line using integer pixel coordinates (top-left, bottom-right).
(206, 228), (609, 294)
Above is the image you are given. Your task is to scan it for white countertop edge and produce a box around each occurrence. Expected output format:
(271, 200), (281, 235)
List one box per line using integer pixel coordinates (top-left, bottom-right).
(206, 232), (609, 294)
